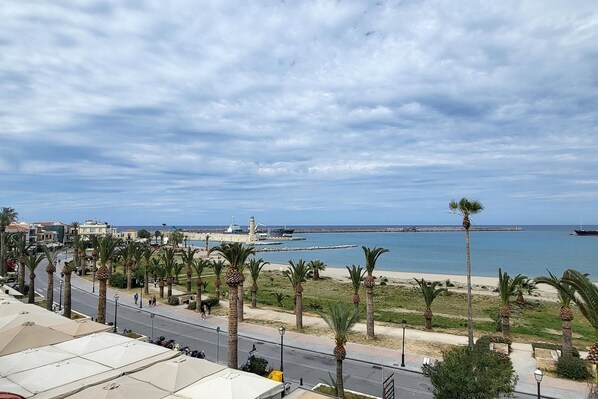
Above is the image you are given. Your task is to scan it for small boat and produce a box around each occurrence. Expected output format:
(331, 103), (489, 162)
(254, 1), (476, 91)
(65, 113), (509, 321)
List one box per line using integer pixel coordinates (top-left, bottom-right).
(574, 229), (598, 236)
(224, 217), (247, 234)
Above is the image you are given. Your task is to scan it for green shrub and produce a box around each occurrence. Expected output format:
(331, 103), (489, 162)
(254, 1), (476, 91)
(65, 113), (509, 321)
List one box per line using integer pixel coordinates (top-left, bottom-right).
(187, 301), (196, 310)
(241, 356), (271, 376)
(476, 335), (512, 353)
(556, 356), (591, 381)
(168, 296), (180, 305)
(532, 342), (580, 358)
(109, 273), (127, 288)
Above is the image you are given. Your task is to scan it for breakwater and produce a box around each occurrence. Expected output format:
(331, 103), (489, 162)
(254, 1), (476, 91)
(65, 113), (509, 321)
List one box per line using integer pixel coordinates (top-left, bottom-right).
(255, 244), (357, 252)
(293, 226), (523, 233)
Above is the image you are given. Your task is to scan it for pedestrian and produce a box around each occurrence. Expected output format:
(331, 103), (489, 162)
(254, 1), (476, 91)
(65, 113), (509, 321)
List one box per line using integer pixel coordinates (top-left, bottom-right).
(207, 302), (211, 317)
(134, 293), (139, 305)
(200, 302), (206, 319)
(152, 295), (156, 306)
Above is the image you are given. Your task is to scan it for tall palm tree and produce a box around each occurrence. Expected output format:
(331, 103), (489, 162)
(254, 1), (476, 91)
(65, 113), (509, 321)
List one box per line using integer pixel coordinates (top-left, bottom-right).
(284, 259), (310, 331)
(142, 246), (155, 295)
(173, 256), (185, 285)
(497, 268), (526, 338)
(414, 278), (448, 331)
(149, 257), (166, 298)
(248, 258), (269, 308)
(96, 236), (117, 324)
(536, 270), (577, 357)
(209, 242), (256, 369)
(11, 233), (31, 294)
(181, 247), (198, 293)
(192, 258), (210, 313)
(319, 302), (362, 399)
(362, 246), (389, 340)
(212, 259), (225, 303)
(42, 246), (59, 311)
(89, 235), (100, 274)
(161, 248), (177, 299)
(0, 207), (18, 276)
(346, 264), (366, 310)
(449, 197), (484, 349)
(560, 269), (598, 364)
(308, 259), (326, 281)
(62, 255), (75, 319)
(24, 252), (45, 303)
(70, 222), (80, 269)
(237, 261), (247, 322)
(119, 241), (136, 289)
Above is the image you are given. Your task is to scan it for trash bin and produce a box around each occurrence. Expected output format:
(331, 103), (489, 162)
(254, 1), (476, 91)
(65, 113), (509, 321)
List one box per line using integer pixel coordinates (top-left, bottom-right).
(268, 370), (283, 382)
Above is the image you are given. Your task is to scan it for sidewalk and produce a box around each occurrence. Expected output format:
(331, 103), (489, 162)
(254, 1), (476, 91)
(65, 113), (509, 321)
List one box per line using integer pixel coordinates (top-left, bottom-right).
(67, 268), (589, 399)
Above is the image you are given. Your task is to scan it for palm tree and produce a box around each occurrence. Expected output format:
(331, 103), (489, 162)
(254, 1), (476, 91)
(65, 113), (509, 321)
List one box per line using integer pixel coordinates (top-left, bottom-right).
(516, 278), (538, 305)
(319, 302), (362, 399)
(346, 265), (366, 310)
(284, 259), (310, 331)
(173, 256), (185, 285)
(119, 241), (136, 289)
(42, 246), (59, 312)
(154, 230), (162, 246)
(362, 246), (389, 340)
(560, 269), (598, 364)
(161, 247), (177, 299)
(24, 252), (45, 303)
(0, 207), (18, 276)
(181, 247), (198, 293)
(171, 231), (184, 248)
(497, 268), (526, 338)
(449, 197), (484, 349)
(237, 261), (247, 322)
(11, 233), (31, 294)
(89, 235), (100, 274)
(62, 256), (76, 319)
(142, 246), (155, 295)
(149, 258), (166, 298)
(414, 278), (448, 331)
(209, 242), (256, 369)
(248, 258), (268, 308)
(96, 236), (117, 324)
(212, 260), (225, 303)
(192, 258), (210, 313)
(308, 259), (326, 281)
(536, 270), (577, 357)
(271, 292), (290, 308)
(70, 222), (80, 270)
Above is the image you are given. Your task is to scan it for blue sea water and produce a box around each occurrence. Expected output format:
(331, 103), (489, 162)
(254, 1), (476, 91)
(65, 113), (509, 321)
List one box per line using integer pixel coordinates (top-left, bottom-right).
(123, 225), (598, 279)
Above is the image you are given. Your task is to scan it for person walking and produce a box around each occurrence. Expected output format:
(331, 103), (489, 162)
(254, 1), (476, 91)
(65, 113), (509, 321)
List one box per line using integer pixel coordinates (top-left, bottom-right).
(134, 293), (139, 305)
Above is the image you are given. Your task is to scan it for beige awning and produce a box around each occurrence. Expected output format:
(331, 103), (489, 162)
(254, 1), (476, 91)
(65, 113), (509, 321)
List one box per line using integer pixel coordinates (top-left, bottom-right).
(0, 322), (74, 356)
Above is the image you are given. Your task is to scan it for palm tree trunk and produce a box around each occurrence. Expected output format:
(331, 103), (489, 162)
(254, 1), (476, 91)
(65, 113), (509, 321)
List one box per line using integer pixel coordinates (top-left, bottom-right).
(0, 231), (6, 276)
(237, 283), (244, 322)
(502, 315), (510, 338)
(228, 283), (239, 369)
(159, 280), (165, 298)
(425, 307), (433, 331)
(126, 264), (132, 289)
(215, 280), (221, 304)
(167, 277), (173, 299)
(295, 291), (303, 330)
(251, 288), (257, 308)
(366, 286), (374, 339)
(562, 319), (573, 357)
(336, 357), (345, 399)
(186, 274), (192, 293)
(28, 273), (35, 303)
(46, 270), (54, 311)
(97, 279), (107, 324)
(18, 258), (26, 294)
(63, 271), (72, 319)
(465, 227), (474, 349)
(195, 284), (202, 313)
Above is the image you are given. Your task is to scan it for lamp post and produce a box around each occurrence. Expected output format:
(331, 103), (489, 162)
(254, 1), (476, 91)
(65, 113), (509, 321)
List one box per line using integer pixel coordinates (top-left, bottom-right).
(92, 264), (96, 293)
(401, 319), (407, 367)
(205, 234), (210, 251)
(113, 294), (120, 333)
(278, 326), (286, 380)
(150, 313), (155, 341)
(216, 326), (221, 364)
(534, 369), (543, 399)
(139, 286), (143, 309)
(59, 280), (63, 311)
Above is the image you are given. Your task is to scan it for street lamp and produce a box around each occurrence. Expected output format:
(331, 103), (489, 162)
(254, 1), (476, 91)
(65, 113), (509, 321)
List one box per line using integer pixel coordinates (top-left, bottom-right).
(150, 313), (155, 341)
(534, 369), (543, 399)
(205, 234), (210, 251)
(92, 264), (96, 293)
(278, 326), (286, 380)
(401, 319), (407, 367)
(216, 326), (221, 364)
(113, 294), (120, 333)
(139, 285), (143, 309)
(59, 280), (63, 311)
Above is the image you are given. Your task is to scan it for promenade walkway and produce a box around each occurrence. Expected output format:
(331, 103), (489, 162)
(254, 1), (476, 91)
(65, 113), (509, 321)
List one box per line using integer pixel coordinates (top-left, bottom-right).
(67, 270), (590, 399)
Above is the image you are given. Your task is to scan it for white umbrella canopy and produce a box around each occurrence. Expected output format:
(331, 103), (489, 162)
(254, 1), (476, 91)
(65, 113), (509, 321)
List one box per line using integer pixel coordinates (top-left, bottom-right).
(50, 318), (112, 338)
(54, 332), (131, 356)
(0, 376), (33, 398)
(175, 369), (283, 399)
(64, 375), (168, 399)
(130, 356), (226, 392)
(81, 340), (173, 369)
(0, 322), (74, 356)
(0, 300), (45, 317)
(0, 346), (74, 377)
(0, 310), (68, 332)
(7, 357), (111, 395)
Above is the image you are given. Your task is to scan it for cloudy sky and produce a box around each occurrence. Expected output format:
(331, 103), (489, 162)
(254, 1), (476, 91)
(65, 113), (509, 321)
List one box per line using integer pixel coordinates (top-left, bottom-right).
(2, 1), (598, 226)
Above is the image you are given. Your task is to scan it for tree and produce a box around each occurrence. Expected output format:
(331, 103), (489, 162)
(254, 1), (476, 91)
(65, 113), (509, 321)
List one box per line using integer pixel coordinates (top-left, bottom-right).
(161, 247), (177, 299)
(209, 242), (256, 369)
(560, 269), (598, 365)
(449, 197), (484, 349)
(308, 259), (326, 281)
(62, 258), (75, 319)
(170, 230), (184, 248)
(248, 258), (269, 308)
(23, 252), (45, 303)
(346, 264), (365, 310)
(42, 246), (59, 312)
(180, 247), (198, 293)
(142, 246), (155, 295)
(96, 236), (117, 324)
(414, 278), (448, 331)
(70, 222), (80, 269)
(362, 246), (389, 339)
(515, 278), (538, 305)
(284, 259), (310, 331)
(0, 207), (18, 276)
(119, 241), (137, 289)
(212, 259), (225, 303)
(149, 257), (166, 298)
(497, 268), (526, 338)
(154, 230), (162, 246)
(10, 233), (31, 294)
(424, 344), (518, 399)
(536, 270), (578, 357)
(237, 261), (247, 322)
(137, 228), (151, 242)
(192, 259), (210, 313)
(319, 302), (362, 399)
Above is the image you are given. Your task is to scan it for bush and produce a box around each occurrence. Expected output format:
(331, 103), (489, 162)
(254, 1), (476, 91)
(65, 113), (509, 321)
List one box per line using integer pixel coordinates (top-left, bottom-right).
(168, 296), (180, 306)
(241, 355), (271, 376)
(476, 335), (512, 353)
(532, 342), (580, 358)
(556, 356), (591, 381)
(187, 301), (196, 310)
(109, 273), (127, 288)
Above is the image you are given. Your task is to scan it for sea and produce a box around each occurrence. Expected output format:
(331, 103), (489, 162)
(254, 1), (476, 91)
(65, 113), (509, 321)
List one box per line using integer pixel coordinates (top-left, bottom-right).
(120, 225), (598, 279)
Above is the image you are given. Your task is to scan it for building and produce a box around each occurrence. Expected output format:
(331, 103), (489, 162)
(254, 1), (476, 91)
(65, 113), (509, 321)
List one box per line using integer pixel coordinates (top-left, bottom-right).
(33, 222), (68, 244)
(78, 220), (117, 239)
